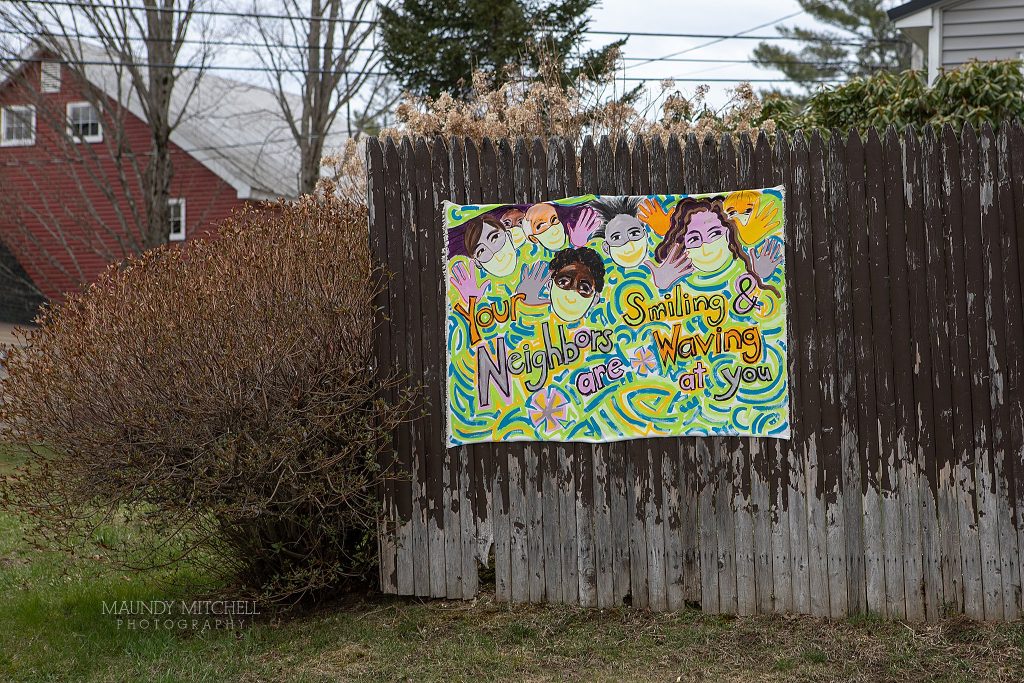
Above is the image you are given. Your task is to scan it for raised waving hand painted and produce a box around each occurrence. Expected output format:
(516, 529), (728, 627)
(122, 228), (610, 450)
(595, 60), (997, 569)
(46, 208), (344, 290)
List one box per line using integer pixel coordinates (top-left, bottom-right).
(750, 237), (783, 282)
(643, 242), (693, 291)
(515, 261), (550, 306)
(637, 198), (672, 237)
(568, 207), (602, 248)
(449, 260), (491, 303)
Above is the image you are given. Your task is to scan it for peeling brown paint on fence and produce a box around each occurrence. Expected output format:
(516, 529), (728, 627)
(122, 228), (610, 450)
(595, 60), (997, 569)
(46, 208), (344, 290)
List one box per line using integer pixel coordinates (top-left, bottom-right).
(366, 125), (1024, 621)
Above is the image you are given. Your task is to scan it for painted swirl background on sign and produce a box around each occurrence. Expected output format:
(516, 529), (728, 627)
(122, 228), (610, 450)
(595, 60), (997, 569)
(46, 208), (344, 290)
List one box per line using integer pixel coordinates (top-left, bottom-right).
(444, 189), (789, 446)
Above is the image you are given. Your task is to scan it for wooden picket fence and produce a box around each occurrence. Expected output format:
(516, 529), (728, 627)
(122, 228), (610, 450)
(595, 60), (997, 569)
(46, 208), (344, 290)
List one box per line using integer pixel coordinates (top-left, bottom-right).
(365, 122), (1024, 621)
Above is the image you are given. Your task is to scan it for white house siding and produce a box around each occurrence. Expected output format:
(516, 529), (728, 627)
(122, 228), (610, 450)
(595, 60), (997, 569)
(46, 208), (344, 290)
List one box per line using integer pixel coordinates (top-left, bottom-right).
(942, 0), (1024, 68)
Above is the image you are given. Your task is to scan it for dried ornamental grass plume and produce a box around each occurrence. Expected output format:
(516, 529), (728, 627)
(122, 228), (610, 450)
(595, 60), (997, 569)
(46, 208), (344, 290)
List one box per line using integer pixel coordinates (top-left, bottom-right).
(385, 66), (778, 154)
(336, 54), (778, 208)
(0, 195), (417, 605)
(319, 138), (369, 204)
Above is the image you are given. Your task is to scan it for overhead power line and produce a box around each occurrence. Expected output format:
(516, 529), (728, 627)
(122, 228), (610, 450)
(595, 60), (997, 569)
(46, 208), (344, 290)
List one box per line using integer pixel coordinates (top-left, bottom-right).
(1, 56), (842, 84)
(0, 25), (865, 64)
(0, 0), (376, 25)
(3, 1), (899, 45)
(0, 27), (857, 65)
(0, 56), (391, 77)
(623, 56), (882, 67)
(0, 27), (379, 54)
(590, 29), (897, 45)
(624, 10), (804, 71)
(620, 76), (840, 84)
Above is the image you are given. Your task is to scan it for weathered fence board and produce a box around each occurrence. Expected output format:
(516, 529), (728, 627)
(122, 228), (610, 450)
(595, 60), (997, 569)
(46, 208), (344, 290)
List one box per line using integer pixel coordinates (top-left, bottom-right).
(961, 125), (1003, 621)
(904, 127), (942, 621)
(1008, 123), (1024, 616)
(942, 124), (985, 620)
(751, 132), (778, 615)
(770, 134), (795, 614)
(368, 124), (1024, 621)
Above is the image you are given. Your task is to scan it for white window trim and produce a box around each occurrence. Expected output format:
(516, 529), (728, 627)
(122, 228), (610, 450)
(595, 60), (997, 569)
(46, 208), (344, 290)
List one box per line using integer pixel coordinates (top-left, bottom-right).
(168, 198), (186, 242)
(1, 105), (36, 147)
(66, 101), (103, 144)
(927, 7), (942, 86)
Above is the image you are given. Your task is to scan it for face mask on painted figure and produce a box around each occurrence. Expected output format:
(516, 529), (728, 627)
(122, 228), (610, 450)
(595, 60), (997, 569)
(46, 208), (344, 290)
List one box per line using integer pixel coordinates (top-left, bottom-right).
(601, 214), (648, 267)
(501, 209), (528, 248)
(472, 220), (518, 277)
(683, 210), (732, 273)
(525, 204), (567, 251)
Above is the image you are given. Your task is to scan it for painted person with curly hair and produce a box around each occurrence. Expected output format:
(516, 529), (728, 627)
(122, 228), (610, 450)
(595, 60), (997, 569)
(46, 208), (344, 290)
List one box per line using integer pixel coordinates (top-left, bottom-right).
(515, 246), (606, 323)
(650, 196), (780, 294)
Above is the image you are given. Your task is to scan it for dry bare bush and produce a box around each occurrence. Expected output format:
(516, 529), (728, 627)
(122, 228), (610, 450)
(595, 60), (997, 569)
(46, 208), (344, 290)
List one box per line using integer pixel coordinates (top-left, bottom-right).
(0, 195), (415, 604)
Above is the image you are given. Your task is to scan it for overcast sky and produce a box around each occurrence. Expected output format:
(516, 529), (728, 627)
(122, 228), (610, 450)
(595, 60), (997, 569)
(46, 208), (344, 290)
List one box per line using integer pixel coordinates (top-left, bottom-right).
(582, 0), (838, 106)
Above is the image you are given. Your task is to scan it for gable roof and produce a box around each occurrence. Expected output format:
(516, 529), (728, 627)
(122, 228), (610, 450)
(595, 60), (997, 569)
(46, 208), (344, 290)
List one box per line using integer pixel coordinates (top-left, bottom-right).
(888, 0), (947, 21)
(4, 41), (348, 200)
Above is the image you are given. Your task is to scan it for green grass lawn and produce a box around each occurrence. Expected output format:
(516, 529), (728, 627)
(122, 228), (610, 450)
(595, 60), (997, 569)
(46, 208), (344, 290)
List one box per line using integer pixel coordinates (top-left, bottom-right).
(2, 446), (1023, 682)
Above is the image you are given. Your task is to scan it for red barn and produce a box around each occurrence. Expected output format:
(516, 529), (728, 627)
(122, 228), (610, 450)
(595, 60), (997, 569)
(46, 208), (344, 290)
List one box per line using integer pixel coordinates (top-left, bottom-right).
(0, 42), (334, 323)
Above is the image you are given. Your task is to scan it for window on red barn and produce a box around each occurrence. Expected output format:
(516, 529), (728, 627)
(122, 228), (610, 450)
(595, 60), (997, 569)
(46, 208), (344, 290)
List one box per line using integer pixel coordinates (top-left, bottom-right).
(67, 102), (102, 143)
(1, 105), (35, 147)
(40, 61), (61, 94)
(168, 198), (186, 242)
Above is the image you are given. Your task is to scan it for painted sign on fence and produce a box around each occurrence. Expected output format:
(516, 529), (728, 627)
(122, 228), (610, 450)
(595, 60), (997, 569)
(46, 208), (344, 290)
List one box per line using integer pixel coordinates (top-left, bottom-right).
(443, 188), (789, 446)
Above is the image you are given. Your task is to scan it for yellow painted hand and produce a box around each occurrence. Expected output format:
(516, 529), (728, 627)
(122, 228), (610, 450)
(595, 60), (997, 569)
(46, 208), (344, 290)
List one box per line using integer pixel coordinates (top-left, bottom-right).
(637, 198), (672, 237)
(739, 194), (781, 245)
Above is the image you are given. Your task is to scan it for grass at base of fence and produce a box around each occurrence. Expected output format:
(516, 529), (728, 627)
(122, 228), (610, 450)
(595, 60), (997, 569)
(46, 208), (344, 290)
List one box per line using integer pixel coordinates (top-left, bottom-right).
(2, 499), (1023, 683)
(1, 446), (1022, 682)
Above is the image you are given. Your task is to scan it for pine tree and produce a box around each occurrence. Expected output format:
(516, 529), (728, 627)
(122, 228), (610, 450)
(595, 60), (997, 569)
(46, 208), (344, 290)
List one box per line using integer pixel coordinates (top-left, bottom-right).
(752, 0), (911, 95)
(378, 0), (623, 99)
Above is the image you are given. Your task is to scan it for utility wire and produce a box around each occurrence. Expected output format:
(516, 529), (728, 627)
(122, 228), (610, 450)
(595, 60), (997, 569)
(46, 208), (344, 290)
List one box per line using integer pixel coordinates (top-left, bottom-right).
(590, 29), (897, 44)
(0, 27), (379, 54)
(623, 56), (876, 67)
(0, 1), (376, 25)
(624, 10), (803, 72)
(0, 26), (871, 65)
(620, 76), (840, 83)
(2, 1), (900, 44)
(0, 56), (842, 83)
(0, 56), (391, 77)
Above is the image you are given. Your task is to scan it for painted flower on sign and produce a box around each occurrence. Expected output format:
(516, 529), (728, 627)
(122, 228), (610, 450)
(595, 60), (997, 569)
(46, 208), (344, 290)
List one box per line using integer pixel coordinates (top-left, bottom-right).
(631, 346), (657, 376)
(529, 387), (570, 433)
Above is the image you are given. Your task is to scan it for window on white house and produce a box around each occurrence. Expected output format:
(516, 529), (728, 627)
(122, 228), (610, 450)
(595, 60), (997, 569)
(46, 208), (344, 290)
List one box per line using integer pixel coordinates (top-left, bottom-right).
(67, 102), (102, 143)
(40, 61), (61, 93)
(1, 106), (35, 146)
(168, 199), (186, 241)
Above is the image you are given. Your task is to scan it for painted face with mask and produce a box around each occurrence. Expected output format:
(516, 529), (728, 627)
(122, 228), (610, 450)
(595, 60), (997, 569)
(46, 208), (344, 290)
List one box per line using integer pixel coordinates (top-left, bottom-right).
(465, 216), (518, 278)
(682, 210), (732, 273)
(500, 208), (528, 248)
(723, 190), (758, 227)
(525, 203), (567, 251)
(548, 247), (605, 322)
(601, 214), (648, 267)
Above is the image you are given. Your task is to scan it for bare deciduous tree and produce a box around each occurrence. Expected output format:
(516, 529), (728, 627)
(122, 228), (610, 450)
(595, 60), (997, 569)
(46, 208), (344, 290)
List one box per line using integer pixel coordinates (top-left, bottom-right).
(248, 0), (396, 194)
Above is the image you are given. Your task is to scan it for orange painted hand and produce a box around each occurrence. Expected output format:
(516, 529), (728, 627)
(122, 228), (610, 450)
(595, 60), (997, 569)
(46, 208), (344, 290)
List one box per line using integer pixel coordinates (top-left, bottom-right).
(738, 194), (781, 246)
(637, 198), (672, 237)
